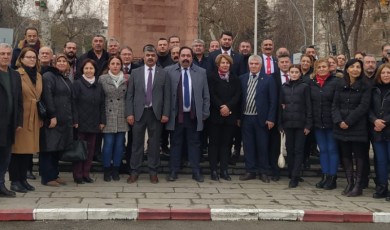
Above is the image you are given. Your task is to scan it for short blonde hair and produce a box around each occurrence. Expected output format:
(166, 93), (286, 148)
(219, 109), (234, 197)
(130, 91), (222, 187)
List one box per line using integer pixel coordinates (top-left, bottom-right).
(215, 54), (233, 67)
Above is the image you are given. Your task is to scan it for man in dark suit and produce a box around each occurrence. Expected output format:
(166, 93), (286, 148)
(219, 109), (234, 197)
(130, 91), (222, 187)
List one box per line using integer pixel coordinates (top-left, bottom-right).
(239, 54), (278, 183)
(78, 35), (110, 77)
(125, 45), (170, 184)
(192, 39), (208, 70)
(0, 43), (23, 197)
(207, 31), (244, 76)
(120, 46), (140, 174)
(260, 39), (279, 76)
(165, 47), (210, 182)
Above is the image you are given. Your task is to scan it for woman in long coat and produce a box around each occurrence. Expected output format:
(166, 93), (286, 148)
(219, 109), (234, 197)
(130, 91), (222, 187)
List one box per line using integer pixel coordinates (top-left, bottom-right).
(9, 47), (42, 193)
(39, 54), (73, 186)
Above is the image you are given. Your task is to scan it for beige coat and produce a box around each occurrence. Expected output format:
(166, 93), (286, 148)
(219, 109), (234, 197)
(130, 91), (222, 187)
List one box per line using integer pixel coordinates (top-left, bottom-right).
(12, 68), (42, 154)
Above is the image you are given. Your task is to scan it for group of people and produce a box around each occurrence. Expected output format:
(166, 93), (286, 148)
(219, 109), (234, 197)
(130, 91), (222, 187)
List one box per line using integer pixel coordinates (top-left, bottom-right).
(0, 27), (390, 202)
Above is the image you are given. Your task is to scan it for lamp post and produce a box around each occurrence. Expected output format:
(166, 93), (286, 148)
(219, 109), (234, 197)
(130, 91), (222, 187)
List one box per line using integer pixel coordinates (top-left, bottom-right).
(254, 0), (258, 54)
(289, 0), (307, 47)
(312, 0), (315, 46)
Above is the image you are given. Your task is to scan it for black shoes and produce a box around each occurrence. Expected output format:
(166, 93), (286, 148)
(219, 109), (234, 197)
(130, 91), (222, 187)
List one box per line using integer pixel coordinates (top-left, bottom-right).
(323, 175), (337, 190)
(83, 177), (94, 183)
(289, 178), (299, 188)
(112, 167), (120, 181)
(0, 184), (16, 197)
(20, 180), (35, 191)
(373, 184), (388, 199)
(192, 173), (204, 182)
(220, 170), (231, 181)
(239, 172), (256, 181)
(103, 167), (111, 182)
(271, 175), (280, 182)
(210, 170), (219, 181)
(167, 172), (178, 181)
(26, 171), (36, 180)
(259, 174), (270, 183)
(10, 181), (28, 193)
(315, 174), (328, 188)
(74, 178), (85, 184)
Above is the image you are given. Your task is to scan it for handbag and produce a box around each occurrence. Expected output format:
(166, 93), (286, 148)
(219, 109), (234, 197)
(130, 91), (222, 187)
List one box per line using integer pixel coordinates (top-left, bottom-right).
(37, 100), (47, 119)
(61, 140), (88, 162)
(278, 152), (286, 168)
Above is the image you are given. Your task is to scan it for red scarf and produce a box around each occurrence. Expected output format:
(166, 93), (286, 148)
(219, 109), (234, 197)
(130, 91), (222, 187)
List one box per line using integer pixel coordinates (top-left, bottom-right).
(218, 69), (229, 81)
(316, 73), (330, 87)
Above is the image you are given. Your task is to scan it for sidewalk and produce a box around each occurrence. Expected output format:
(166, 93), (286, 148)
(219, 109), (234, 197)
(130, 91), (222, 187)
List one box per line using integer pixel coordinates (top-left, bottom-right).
(1, 172), (390, 222)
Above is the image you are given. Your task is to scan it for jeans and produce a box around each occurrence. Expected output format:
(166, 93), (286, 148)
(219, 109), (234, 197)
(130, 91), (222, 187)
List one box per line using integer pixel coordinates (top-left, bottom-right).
(102, 132), (126, 168)
(373, 140), (390, 185)
(314, 128), (339, 175)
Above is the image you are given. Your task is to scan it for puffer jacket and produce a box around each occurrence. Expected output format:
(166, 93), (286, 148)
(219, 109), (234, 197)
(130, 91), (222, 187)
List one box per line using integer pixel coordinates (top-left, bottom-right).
(369, 84), (390, 142)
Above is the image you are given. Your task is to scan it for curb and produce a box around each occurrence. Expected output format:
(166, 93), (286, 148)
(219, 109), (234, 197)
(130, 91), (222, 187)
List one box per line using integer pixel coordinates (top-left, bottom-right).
(1, 208), (390, 222)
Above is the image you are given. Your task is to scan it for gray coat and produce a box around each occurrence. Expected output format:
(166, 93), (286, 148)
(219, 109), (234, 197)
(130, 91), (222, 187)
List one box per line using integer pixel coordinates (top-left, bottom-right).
(125, 66), (170, 121)
(98, 74), (129, 133)
(165, 63), (210, 131)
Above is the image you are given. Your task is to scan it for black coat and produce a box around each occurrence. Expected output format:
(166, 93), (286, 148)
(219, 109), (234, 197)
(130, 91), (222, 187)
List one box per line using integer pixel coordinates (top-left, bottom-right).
(208, 72), (241, 125)
(306, 75), (339, 129)
(40, 67), (73, 152)
(279, 79), (312, 130)
(78, 49), (110, 77)
(369, 84), (390, 142)
(72, 77), (106, 133)
(207, 50), (245, 76)
(0, 68), (23, 146)
(332, 77), (371, 142)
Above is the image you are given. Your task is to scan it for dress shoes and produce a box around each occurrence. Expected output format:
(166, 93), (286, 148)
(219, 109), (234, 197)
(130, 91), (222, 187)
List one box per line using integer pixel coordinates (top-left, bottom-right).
(167, 172), (178, 181)
(192, 173), (204, 182)
(220, 170), (232, 181)
(0, 184), (16, 197)
(150, 174), (159, 184)
(10, 181), (28, 193)
(21, 180), (35, 191)
(210, 170), (219, 181)
(55, 178), (67, 185)
(289, 178), (299, 188)
(26, 171), (36, 180)
(74, 178), (85, 184)
(259, 174), (270, 183)
(83, 177), (94, 183)
(239, 172), (256, 181)
(45, 180), (60, 187)
(127, 174), (138, 184)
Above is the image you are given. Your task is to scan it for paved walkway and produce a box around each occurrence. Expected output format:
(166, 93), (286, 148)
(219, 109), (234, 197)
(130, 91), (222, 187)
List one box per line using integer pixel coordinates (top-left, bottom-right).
(1, 172), (390, 222)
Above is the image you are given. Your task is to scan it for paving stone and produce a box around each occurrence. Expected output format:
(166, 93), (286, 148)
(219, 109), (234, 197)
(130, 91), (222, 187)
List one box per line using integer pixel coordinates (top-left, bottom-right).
(175, 188), (218, 193)
(122, 187), (174, 193)
(247, 194), (296, 200)
(218, 188), (267, 194)
(22, 192), (52, 198)
(137, 198), (191, 204)
(50, 192), (117, 199)
(81, 198), (137, 204)
(210, 204), (257, 209)
(117, 193), (146, 198)
(199, 193), (248, 199)
(354, 202), (390, 212)
(87, 203), (138, 209)
(198, 182), (241, 188)
(191, 199), (227, 205)
(146, 192), (200, 199)
(294, 195), (342, 201)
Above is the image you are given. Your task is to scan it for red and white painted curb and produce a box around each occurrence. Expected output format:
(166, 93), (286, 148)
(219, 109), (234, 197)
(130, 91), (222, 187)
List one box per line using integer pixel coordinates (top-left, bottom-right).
(0, 208), (390, 222)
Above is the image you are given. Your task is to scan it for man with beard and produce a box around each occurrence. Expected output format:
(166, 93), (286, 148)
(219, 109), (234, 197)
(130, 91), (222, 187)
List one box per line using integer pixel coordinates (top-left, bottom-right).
(63, 41), (78, 82)
(107, 38), (120, 56)
(170, 46), (180, 64)
(78, 35), (110, 77)
(363, 54), (378, 85)
(166, 47), (210, 182)
(192, 39), (208, 70)
(305, 45), (317, 61)
(11, 27), (42, 69)
(239, 40), (252, 74)
(207, 31), (244, 76)
(157, 38), (174, 68)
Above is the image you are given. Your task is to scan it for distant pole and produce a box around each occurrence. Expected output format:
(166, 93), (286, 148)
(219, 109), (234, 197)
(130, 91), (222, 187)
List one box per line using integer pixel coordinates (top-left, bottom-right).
(312, 0), (315, 45)
(289, 0), (307, 47)
(254, 0), (258, 54)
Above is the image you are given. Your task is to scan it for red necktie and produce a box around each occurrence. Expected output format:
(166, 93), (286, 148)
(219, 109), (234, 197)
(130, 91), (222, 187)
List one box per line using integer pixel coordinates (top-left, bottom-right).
(266, 57), (271, 75)
(284, 74), (289, 82)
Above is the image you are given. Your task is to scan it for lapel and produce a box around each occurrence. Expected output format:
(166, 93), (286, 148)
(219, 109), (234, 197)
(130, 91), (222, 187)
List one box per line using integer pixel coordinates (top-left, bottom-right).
(152, 67), (160, 90)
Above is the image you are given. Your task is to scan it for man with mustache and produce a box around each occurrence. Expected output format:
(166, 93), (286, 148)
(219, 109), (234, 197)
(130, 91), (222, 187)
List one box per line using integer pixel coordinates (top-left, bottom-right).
(170, 46), (180, 64)
(165, 47), (210, 182)
(125, 44), (170, 184)
(11, 27), (42, 69)
(63, 41), (78, 82)
(78, 35), (110, 77)
(192, 39), (208, 70)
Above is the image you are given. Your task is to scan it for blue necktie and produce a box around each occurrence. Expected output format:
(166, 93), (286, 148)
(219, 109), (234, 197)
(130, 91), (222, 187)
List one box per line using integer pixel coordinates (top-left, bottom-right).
(184, 69), (190, 108)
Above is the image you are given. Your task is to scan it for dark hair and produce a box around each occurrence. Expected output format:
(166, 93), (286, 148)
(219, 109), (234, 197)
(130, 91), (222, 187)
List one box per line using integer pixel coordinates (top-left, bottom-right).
(158, 38), (168, 42)
(382, 43), (390, 51)
(120, 46), (133, 54)
(16, 47), (40, 71)
(179, 46), (194, 57)
(289, 64), (301, 73)
(220, 31), (233, 39)
(24, 27), (38, 35)
(354, 51), (366, 58)
(300, 54), (313, 63)
(107, 55), (123, 68)
(343, 59), (364, 84)
(278, 53), (290, 60)
(143, 44), (157, 53)
(63, 41), (76, 48)
(375, 63), (390, 85)
(93, 35), (106, 41)
(168, 35), (180, 42)
(80, 59), (98, 76)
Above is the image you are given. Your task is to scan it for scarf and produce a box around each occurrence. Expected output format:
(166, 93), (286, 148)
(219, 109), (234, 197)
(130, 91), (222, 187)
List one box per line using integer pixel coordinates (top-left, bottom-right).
(82, 74), (95, 84)
(218, 69), (229, 82)
(22, 63), (37, 85)
(108, 70), (124, 88)
(316, 73), (330, 88)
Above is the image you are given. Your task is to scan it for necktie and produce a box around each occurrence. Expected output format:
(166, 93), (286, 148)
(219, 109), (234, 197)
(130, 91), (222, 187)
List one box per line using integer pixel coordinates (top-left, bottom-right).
(145, 68), (153, 106)
(124, 66), (129, 74)
(284, 74), (289, 83)
(184, 69), (190, 108)
(266, 57), (271, 75)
